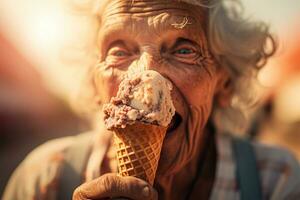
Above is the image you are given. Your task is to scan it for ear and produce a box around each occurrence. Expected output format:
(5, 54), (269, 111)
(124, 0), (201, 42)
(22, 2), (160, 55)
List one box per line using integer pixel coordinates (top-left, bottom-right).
(215, 67), (233, 108)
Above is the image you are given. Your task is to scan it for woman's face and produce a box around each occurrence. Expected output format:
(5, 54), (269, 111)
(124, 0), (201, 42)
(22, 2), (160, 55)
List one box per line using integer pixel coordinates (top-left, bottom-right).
(94, 0), (227, 175)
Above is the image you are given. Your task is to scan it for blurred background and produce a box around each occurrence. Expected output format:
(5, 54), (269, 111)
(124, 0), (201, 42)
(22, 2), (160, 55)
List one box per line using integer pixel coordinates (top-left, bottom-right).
(0, 0), (300, 196)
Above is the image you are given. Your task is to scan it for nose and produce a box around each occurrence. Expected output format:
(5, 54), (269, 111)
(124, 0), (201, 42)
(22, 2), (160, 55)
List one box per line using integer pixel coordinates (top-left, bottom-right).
(133, 48), (165, 75)
(137, 50), (174, 89)
(138, 51), (161, 71)
(127, 46), (169, 79)
(128, 43), (161, 72)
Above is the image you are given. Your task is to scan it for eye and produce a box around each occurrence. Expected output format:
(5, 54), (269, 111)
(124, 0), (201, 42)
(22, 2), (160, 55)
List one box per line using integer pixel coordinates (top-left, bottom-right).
(108, 47), (130, 57)
(174, 48), (194, 55)
(114, 50), (127, 57)
(172, 46), (197, 59)
(105, 44), (133, 66)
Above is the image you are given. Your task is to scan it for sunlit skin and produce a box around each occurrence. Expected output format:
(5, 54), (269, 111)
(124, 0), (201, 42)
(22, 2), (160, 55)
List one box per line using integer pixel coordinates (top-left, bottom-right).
(75, 0), (231, 199)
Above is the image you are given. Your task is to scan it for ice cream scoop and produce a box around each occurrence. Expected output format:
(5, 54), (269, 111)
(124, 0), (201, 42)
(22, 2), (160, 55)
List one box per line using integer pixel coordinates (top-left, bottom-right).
(103, 70), (175, 129)
(103, 70), (175, 185)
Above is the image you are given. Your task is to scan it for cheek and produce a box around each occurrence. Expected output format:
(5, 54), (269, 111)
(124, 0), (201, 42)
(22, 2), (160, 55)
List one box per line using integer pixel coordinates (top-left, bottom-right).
(93, 62), (125, 103)
(186, 77), (216, 106)
(167, 64), (218, 108)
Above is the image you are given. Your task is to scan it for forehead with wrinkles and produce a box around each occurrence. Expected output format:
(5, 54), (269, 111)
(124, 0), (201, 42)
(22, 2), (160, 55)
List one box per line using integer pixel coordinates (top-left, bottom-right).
(97, 0), (208, 47)
(98, 0), (206, 26)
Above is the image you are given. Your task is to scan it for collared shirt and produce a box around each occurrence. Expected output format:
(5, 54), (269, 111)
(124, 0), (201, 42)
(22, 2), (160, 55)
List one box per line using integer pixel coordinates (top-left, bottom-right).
(211, 133), (300, 199)
(3, 132), (300, 200)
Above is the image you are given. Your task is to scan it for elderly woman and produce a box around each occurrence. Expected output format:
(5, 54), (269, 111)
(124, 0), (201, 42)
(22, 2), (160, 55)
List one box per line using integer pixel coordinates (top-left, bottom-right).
(3, 0), (300, 199)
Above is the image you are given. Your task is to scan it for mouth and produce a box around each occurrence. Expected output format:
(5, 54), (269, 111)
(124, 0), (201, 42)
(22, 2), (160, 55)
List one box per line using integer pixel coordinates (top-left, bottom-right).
(167, 112), (182, 133)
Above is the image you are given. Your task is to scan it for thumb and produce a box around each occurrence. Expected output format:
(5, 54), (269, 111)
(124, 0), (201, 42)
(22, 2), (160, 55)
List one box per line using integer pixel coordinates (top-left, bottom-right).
(73, 173), (158, 200)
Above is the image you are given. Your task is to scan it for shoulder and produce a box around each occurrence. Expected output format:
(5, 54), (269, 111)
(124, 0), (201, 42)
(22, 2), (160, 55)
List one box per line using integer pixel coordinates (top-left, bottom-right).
(253, 142), (300, 199)
(23, 136), (75, 167)
(3, 132), (94, 200)
(214, 133), (300, 199)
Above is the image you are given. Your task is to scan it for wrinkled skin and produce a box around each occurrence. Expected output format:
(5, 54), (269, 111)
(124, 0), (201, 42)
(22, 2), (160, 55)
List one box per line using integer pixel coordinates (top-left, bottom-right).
(74, 0), (231, 199)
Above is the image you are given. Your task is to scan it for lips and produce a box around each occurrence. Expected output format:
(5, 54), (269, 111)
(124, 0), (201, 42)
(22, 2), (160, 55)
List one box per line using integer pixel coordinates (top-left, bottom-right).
(167, 112), (182, 133)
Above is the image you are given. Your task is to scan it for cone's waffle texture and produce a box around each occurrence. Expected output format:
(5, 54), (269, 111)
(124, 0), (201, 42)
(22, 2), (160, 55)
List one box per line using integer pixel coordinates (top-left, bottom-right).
(113, 122), (167, 185)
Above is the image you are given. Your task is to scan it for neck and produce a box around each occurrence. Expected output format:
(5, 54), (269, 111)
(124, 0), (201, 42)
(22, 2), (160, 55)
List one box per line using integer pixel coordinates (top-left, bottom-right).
(155, 150), (202, 199)
(154, 126), (216, 200)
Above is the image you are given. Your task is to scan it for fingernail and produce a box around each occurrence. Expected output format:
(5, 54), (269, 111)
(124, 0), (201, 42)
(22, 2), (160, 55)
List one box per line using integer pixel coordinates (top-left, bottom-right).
(142, 185), (150, 197)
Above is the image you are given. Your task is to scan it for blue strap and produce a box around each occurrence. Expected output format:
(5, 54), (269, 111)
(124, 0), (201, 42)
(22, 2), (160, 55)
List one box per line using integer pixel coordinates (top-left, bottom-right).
(232, 138), (262, 200)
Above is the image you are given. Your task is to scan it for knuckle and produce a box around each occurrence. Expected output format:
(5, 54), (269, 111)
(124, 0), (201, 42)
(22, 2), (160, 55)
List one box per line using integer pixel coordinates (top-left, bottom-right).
(100, 174), (119, 193)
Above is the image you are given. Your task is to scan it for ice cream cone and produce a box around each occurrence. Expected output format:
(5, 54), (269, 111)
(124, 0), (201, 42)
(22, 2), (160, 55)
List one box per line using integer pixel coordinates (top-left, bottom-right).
(112, 122), (167, 185)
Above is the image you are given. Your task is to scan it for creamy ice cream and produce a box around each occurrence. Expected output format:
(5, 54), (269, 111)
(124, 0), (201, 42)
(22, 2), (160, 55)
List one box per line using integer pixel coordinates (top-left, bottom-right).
(103, 70), (175, 129)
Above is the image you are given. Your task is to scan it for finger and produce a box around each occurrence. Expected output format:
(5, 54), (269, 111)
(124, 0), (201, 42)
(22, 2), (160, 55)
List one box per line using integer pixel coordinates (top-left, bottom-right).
(73, 173), (158, 200)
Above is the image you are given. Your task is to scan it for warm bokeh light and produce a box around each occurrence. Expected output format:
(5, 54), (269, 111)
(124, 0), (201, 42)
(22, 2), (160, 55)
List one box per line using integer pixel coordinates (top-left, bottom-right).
(28, 10), (66, 49)
(275, 78), (300, 123)
(0, 0), (90, 100)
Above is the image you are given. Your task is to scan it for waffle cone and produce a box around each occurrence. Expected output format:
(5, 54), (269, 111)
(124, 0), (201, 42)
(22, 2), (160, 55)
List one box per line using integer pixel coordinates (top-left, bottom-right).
(112, 122), (167, 185)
